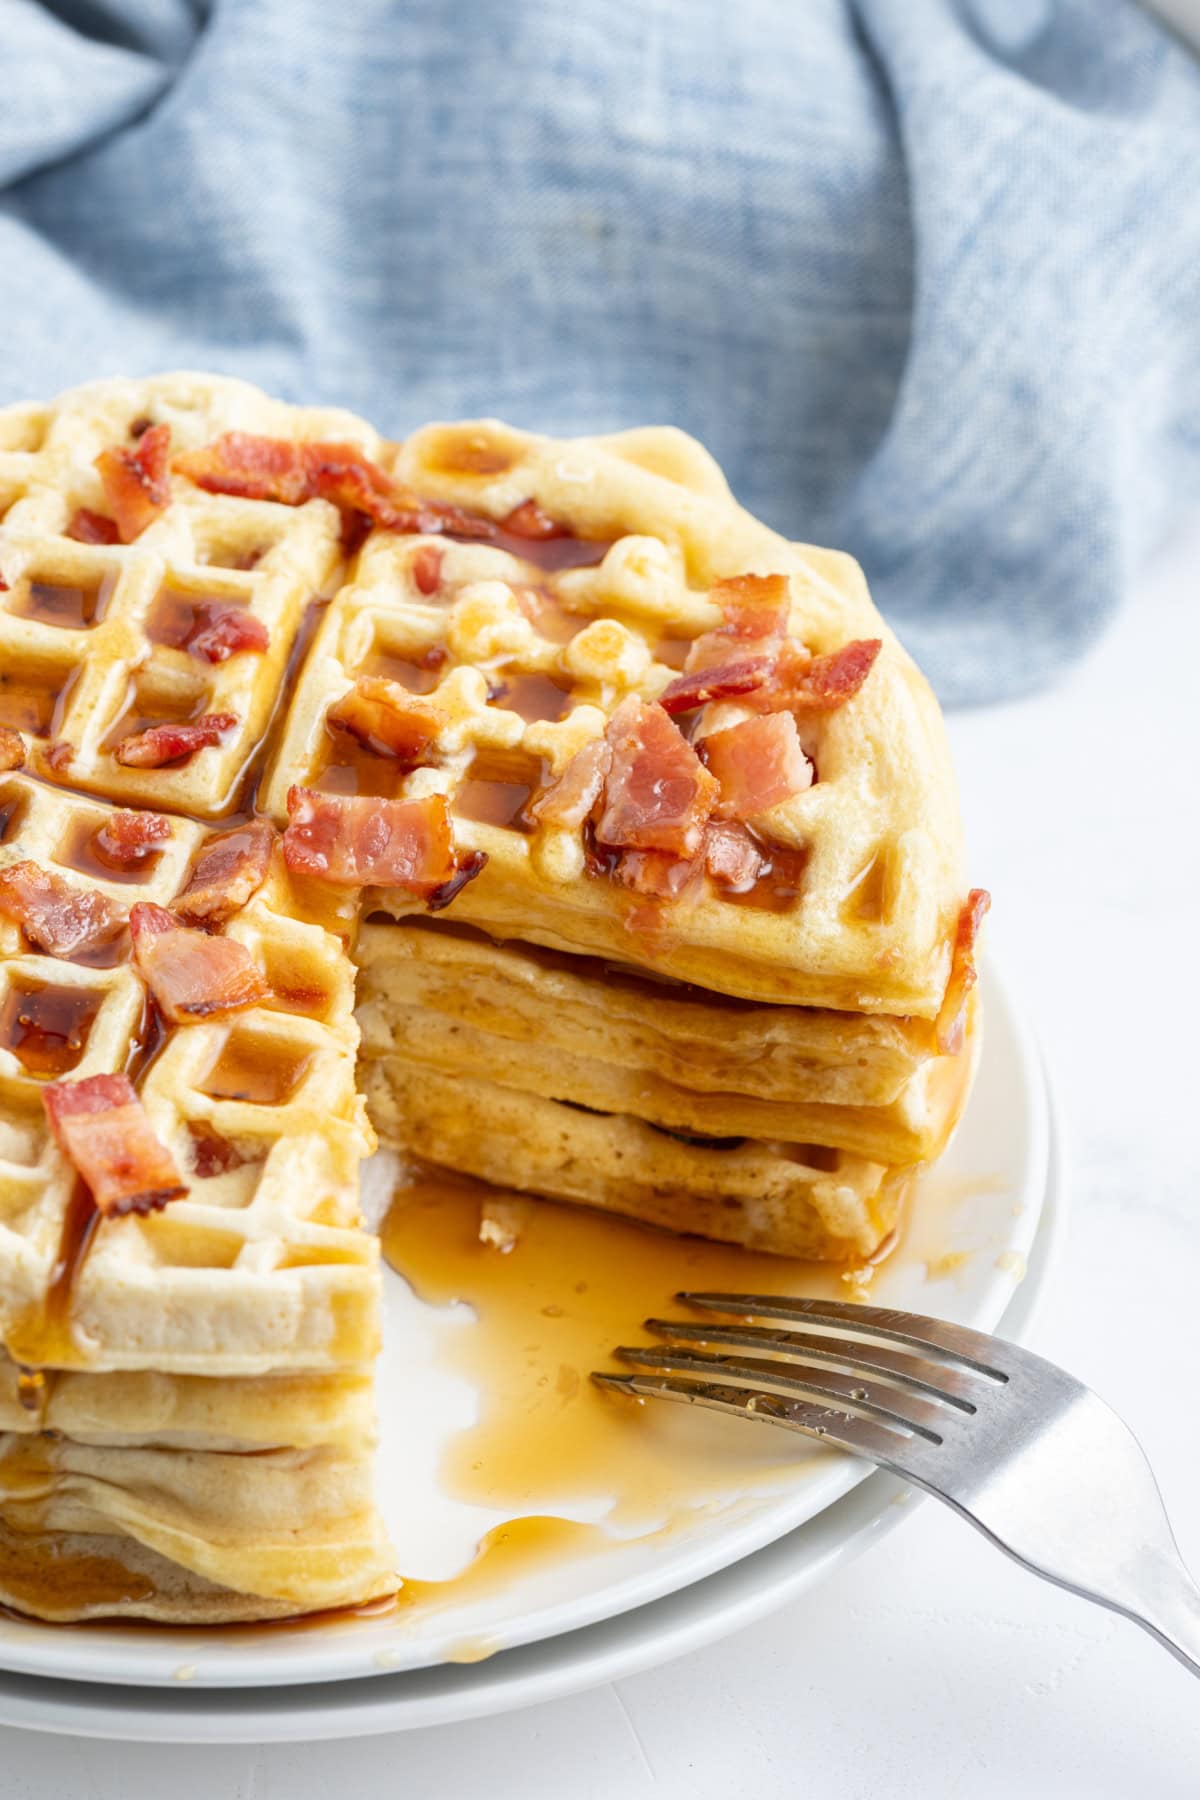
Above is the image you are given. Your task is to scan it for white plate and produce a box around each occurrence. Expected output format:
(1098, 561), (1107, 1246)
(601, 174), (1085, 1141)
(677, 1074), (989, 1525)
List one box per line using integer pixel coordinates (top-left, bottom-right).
(0, 957), (1050, 1723)
(0, 1027), (1063, 1742)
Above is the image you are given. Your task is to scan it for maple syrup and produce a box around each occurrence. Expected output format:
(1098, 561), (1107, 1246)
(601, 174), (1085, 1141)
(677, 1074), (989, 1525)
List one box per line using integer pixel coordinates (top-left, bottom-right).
(363, 649), (443, 694)
(727, 842), (810, 913)
(489, 670), (572, 724)
(453, 772), (534, 832)
(654, 634), (693, 671)
(14, 573), (116, 631)
(0, 666), (77, 738)
(201, 1033), (312, 1106)
(0, 1531), (153, 1615)
(5, 1179), (99, 1370)
(0, 980), (100, 1078)
(0, 789), (26, 843)
(57, 817), (165, 885)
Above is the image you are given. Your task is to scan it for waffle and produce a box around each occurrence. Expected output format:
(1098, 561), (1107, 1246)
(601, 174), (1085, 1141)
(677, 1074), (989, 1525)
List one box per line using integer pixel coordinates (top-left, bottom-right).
(0, 373), (986, 1624)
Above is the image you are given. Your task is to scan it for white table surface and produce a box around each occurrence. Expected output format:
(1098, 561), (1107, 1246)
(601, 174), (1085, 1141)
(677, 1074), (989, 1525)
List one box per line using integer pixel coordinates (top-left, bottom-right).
(4, 517), (1199, 1797)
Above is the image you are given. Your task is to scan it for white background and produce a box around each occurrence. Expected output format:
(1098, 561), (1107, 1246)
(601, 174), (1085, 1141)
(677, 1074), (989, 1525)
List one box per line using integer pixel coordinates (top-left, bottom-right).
(3, 514), (1200, 1794)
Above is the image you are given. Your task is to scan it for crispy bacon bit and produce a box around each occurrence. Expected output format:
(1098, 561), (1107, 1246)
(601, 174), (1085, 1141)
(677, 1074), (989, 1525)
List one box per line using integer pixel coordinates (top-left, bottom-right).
(658, 655), (776, 716)
(0, 727), (25, 772)
(129, 902), (271, 1024)
(412, 545), (444, 595)
(188, 1121), (245, 1179)
(45, 740), (74, 773)
(479, 1195), (531, 1252)
(711, 573), (791, 641)
(93, 809), (171, 868)
(614, 848), (702, 900)
(113, 713), (237, 769)
(763, 638), (882, 712)
(65, 507), (119, 545)
(701, 713), (813, 819)
(704, 821), (771, 892)
(500, 498), (568, 540)
(425, 849), (489, 912)
(42, 1073), (186, 1217)
(172, 818), (275, 926)
(595, 698), (717, 857)
(529, 739), (612, 829)
(0, 860), (125, 957)
(326, 677), (441, 764)
(185, 602), (270, 664)
(175, 434), (495, 542)
(283, 787), (485, 903)
(936, 888), (991, 1056)
(95, 422), (171, 543)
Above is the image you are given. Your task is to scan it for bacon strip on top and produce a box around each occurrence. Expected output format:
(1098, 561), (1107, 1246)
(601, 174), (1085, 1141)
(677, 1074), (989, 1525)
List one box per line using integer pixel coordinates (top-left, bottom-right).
(95, 422), (171, 543)
(172, 819), (275, 927)
(43, 1073), (187, 1217)
(65, 507), (119, 546)
(700, 712), (813, 819)
(529, 738), (612, 830)
(113, 713), (237, 769)
(759, 638), (882, 712)
(0, 861), (125, 958)
(283, 787), (486, 905)
(129, 902), (271, 1024)
(595, 697), (717, 857)
(93, 810), (171, 869)
(175, 434), (496, 542)
(325, 678), (441, 764)
(935, 888), (991, 1056)
(658, 574), (790, 714)
(0, 727), (25, 772)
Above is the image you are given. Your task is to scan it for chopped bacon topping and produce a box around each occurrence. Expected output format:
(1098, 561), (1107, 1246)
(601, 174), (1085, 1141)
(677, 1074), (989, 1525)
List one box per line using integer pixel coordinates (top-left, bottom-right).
(173, 818), (275, 926)
(613, 848), (703, 900)
(187, 1121), (245, 1179)
(658, 655), (776, 716)
(936, 888), (991, 1056)
(42, 1073), (186, 1217)
(65, 507), (119, 545)
(175, 434), (495, 542)
(325, 677), (441, 764)
(95, 422), (171, 543)
(703, 821), (771, 893)
(759, 638), (882, 712)
(701, 713), (813, 819)
(129, 902), (271, 1024)
(595, 698), (717, 857)
(709, 573), (791, 642)
(500, 499), (568, 540)
(184, 602), (270, 664)
(412, 544), (444, 595)
(113, 713), (237, 769)
(0, 860), (125, 958)
(0, 727), (25, 772)
(93, 809), (171, 868)
(529, 739), (612, 829)
(45, 740), (74, 773)
(283, 787), (486, 902)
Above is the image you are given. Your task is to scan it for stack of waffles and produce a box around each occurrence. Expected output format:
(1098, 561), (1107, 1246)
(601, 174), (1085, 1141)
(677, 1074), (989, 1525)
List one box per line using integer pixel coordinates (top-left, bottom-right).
(0, 374), (985, 1623)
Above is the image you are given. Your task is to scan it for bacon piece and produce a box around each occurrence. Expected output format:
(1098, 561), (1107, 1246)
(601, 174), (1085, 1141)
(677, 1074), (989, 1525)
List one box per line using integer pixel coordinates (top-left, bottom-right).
(658, 655), (776, 716)
(613, 848), (702, 900)
(500, 499), (567, 540)
(936, 888), (991, 1056)
(759, 638), (882, 713)
(175, 434), (495, 541)
(412, 545), (444, 595)
(188, 1122), (245, 1179)
(185, 602), (269, 664)
(0, 860), (125, 957)
(283, 787), (485, 902)
(45, 740), (74, 772)
(704, 821), (771, 893)
(92, 809), (171, 868)
(129, 902), (271, 1024)
(325, 678), (441, 764)
(594, 698), (716, 857)
(113, 713), (237, 768)
(95, 422), (171, 543)
(42, 1073), (186, 1217)
(709, 573), (791, 642)
(529, 738), (612, 829)
(700, 713), (813, 819)
(65, 507), (119, 545)
(172, 819), (275, 926)
(0, 727), (25, 772)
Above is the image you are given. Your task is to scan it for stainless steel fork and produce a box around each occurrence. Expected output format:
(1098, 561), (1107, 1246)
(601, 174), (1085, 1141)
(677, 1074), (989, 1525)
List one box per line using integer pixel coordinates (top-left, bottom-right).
(594, 1293), (1200, 1676)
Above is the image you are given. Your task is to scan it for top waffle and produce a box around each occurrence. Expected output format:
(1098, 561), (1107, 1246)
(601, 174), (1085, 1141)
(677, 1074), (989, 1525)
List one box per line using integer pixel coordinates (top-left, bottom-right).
(1, 374), (968, 1021)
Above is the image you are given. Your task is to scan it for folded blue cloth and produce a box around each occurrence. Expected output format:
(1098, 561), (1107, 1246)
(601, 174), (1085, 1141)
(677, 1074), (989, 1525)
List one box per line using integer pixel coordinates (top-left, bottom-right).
(2, 0), (1197, 701)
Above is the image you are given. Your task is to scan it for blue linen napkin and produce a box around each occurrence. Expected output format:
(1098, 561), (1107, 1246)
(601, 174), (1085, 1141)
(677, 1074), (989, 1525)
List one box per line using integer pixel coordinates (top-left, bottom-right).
(1, 0), (1197, 702)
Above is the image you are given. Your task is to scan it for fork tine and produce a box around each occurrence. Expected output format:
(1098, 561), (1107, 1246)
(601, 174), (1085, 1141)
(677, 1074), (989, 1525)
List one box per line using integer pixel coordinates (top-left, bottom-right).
(643, 1318), (979, 1411)
(593, 1370), (922, 1464)
(613, 1344), (947, 1440)
(677, 1293), (1009, 1380)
